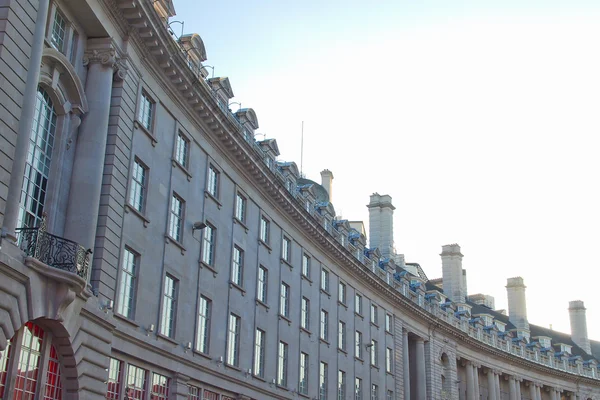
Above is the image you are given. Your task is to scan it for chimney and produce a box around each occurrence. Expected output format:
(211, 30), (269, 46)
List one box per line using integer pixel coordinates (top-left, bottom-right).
(506, 277), (529, 331)
(441, 244), (464, 303)
(367, 193), (395, 259)
(569, 300), (591, 354)
(320, 169), (334, 203)
(462, 269), (468, 300)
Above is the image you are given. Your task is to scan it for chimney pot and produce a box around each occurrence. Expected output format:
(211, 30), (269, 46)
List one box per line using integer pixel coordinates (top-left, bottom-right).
(569, 300), (591, 354)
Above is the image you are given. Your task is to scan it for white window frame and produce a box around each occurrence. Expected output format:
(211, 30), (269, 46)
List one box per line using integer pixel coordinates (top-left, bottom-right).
(201, 224), (215, 266)
(302, 253), (311, 278)
(282, 236), (291, 262)
(196, 296), (211, 353)
(338, 282), (346, 304)
(280, 282), (290, 318)
(117, 247), (138, 318)
(129, 158), (148, 213)
(321, 268), (330, 292)
(257, 266), (268, 303)
(160, 275), (178, 338)
(277, 341), (288, 387)
(254, 329), (265, 378)
(169, 193), (184, 242)
(235, 193), (246, 222)
(207, 164), (219, 198)
(338, 321), (346, 351)
(231, 246), (244, 286)
(301, 297), (310, 330)
(299, 352), (309, 395)
(355, 331), (363, 359)
(320, 309), (329, 341)
(226, 313), (240, 366)
(175, 131), (190, 168)
(139, 90), (155, 132)
(260, 216), (270, 244)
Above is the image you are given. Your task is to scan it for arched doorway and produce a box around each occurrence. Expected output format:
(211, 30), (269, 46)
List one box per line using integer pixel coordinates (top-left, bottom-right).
(0, 322), (65, 399)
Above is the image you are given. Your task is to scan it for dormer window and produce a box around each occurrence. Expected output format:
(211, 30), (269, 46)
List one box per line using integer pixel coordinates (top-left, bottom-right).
(538, 337), (551, 348)
(265, 157), (272, 170)
(340, 235), (346, 247)
(51, 10), (67, 52)
(286, 180), (293, 192)
(371, 260), (377, 272)
(305, 200), (311, 213)
(560, 344), (572, 354)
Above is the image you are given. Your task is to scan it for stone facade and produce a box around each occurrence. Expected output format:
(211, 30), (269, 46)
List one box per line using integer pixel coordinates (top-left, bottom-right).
(0, 0), (599, 399)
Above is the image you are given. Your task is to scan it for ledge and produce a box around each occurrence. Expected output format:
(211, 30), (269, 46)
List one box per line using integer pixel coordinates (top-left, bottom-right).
(157, 333), (179, 346)
(165, 235), (186, 255)
(113, 312), (140, 328)
(338, 300), (347, 309)
(278, 314), (292, 326)
(300, 327), (312, 336)
(204, 190), (222, 209)
(281, 258), (293, 270)
(192, 350), (212, 361)
(258, 239), (272, 253)
(229, 281), (246, 295)
(233, 217), (249, 233)
(256, 298), (269, 311)
(199, 261), (218, 276)
(172, 158), (193, 181)
(124, 204), (150, 227)
(301, 274), (312, 285)
(134, 119), (158, 146)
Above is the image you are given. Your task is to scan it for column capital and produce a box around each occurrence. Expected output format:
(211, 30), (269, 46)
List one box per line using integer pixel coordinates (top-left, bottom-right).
(83, 47), (117, 67)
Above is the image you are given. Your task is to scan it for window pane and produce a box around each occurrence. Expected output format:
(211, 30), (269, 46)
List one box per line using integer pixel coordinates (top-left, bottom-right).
(14, 323), (44, 398)
(125, 364), (146, 399)
(106, 358), (122, 399)
(160, 275), (177, 337)
(117, 248), (137, 318)
(196, 296), (211, 353)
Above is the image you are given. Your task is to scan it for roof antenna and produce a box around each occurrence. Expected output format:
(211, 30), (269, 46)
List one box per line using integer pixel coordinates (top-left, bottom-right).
(300, 121), (304, 178)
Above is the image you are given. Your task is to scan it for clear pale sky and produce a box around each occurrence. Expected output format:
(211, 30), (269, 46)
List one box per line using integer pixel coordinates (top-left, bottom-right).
(171, 1), (600, 341)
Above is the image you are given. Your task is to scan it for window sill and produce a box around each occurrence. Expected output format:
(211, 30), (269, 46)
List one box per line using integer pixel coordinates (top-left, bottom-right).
(157, 333), (179, 346)
(233, 217), (249, 233)
(371, 322), (380, 330)
(229, 281), (246, 295)
(281, 258), (293, 270)
(355, 312), (364, 320)
(320, 288), (331, 298)
(124, 204), (150, 227)
(172, 158), (192, 181)
(134, 120), (158, 146)
(165, 235), (186, 255)
(301, 274), (312, 285)
(386, 371), (394, 377)
(385, 329), (393, 335)
(370, 364), (380, 371)
(252, 374), (266, 382)
(199, 261), (218, 277)
(278, 314), (292, 326)
(300, 327), (312, 336)
(204, 190), (222, 209)
(338, 300), (347, 309)
(276, 384), (289, 391)
(258, 239), (272, 253)
(298, 393), (310, 399)
(319, 338), (330, 347)
(338, 347), (348, 355)
(193, 350), (212, 360)
(355, 356), (364, 363)
(225, 363), (241, 372)
(113, 312), (140, 328)
(256, 298), (269, 310)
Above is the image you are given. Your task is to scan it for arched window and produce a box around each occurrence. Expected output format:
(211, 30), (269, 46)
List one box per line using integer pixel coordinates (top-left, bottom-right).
(0, 322), (63, 399)
(18, 88), (57, 228)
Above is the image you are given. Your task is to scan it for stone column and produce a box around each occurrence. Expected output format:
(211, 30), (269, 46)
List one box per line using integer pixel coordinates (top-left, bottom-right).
(473, 364), (480, 400)
(466, 361), (475, 400)
(415, 337), (427, 400)
(508, 376), (517, 400)
(494, 372), (501, 399)
(403, 330), (410, 400)
(536, 384), (542, 400)
(64, 38), (118, 250)
(1, 0), (51, 240)
(487, 370), (497, 400)
(515, 378), (522, 400)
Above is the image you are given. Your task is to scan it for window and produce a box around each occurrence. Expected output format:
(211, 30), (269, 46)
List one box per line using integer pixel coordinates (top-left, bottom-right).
(321, 268), (330, 292)
(129, 159), (147, 213)
(254, 329), (265, 377)
(299, 352), (309, 395)
(386, 347), (393, 373)
(188, 386), (201, 400)
(370, 340), (378, 366)
(387, 390), (394, 400)
(235, 193), (246, 222)
(355, 331), (363, 359)
(257, 266), (268, 303)
(139, 91), (154, 131)
(338, 282), (346, 304)
(226, 314), (241, 366)
(201, 224), (215, 266)
(68, 30), (78, 63)
(117, 248), (137, 318)
(282, 236), (291, 262)
(44, 345), (62, 399)
(385, 314), (392, 332)
(196, 296), (211, 353)
(0, 343), (9, 397)
(231, 246), (244, 286)
(160, 275), (177, 337)
(306, 199), (312, 214)
(370, 384), (378, 400)
(277, 342), (288, 387)
(280, 282), (290, 317)
(338, 370), (346, 400)
(260, 216), (270, 244)
(125, 364), (147, 399)
(319, 362), (328, 400)
(207, 164), (219, 197)
(355, 294), (363, 315)
(175, 132), (190, 167)
(301, 297), (310, 330)
(50, 10), (67, 52)
(320, 310), (329, 341)
(338, 321), (346, 351)
(302, 253), (311, 278)
(106, 358), (122, 399)
(150, 373), (169, 400)
(18, 88), (56, 228)
(169, 194), (184, 242)
(370, 304), (378, 325)
(355, 378), (363, 400)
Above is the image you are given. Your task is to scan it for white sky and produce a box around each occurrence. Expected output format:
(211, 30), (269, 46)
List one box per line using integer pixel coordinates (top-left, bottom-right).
(174, 0), (600, 341)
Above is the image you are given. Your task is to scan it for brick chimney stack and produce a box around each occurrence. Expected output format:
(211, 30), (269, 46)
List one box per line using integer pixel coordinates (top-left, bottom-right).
(441, 244), (465, 303)
(569, 300), (591, 354)
(367, 193), (395, 259)
(506, 277), (529, 331)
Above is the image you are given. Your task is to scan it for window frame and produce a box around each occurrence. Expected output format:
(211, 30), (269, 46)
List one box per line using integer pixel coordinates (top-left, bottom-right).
(201, 223), (216, 267)
(196, 295), (211, 354)
(257, 265), (268, 304)
(138, 90), (156, 133)
(320, 309), (329, 341)
(301, 297), (310, 330)
(159, 274), (178, 338)
(277, 341), (288, 387)
(355, 293), (363, 315)
(338, 321), (346, 351)
(355, 331), (363, 359)
(299, 352), (309, 395)
(370, 339), (378, 367)
(259, 215), (270, 244)
(174, 131), (191, 169)
(302, 253), (311, 278)
(321, 268), (330, 292)
(116, 247), (139, 319)
(129, 157), (148, 214)
(338, 282), (347, 304)
(168, 193), (185, 243)
(235, 192), (246, 223)
(226, 313), (241, 367)
(207, 164), (220, 199)
(231, 245), (244, 287)
(280, 282), (290, 318)
(386, 347), (393, 373)
(254, 329), (265, 378)
(282, 236), (291, 263)
(319, 361), (328, 400)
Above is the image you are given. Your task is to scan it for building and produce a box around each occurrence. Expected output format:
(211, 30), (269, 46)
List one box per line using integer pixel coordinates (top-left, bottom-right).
(0, 0), (599, 399)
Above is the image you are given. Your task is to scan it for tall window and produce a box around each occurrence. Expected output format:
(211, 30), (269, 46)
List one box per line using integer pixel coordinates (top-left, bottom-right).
(196, 296), (211, 353)
(302, 253), (311, 278)
(370, 304), (378, 325)
(385, 314), (392, 332)
(355, 378), (362, 400)
(226, 314), (240, 366)
(387, 390), (394, 400)
(338, 321), (346, 351)
(207, 164), (219, 197)
(201, 224), (215, 266)
(50, 10), (67, 52)
(231, 246), (244, 286)
(150, 373), (169, 400)
(44, 340), (62, 398)
(282, 236), (291, 262)
(337, 370), (346, 400)
(254, 329), (265, 377)
(117, 248), (137, 318)
(235, 193), (246, 222)
(175, 132), (189, 167)
(355, 294), (363, 315)
(338, 282), (346, 304)
(129, 159), (147, 213)
(320, 310), (328, 341)
(160, 275), (177, 337)
(319, 362), (328, 400)
(125, 364), (147, 399)
(299, 352), (309, 395)
(257, 266), (268, 303)
(370, 340), (378, 366)
(106, 358), (122, 399)
(355, 331), (363, 359)
(371, 384), (378, 400)
(386, 347), (393, 373)
(260, 216), (270, 244)
(277, 342), (288, 387)
(301, 297), (310, 330)
(139, 91), (154, 131)
(321, 268), (330, 292)
(18, 88), (56, 228)
(0, 342), (10, 397)
(280, 282), (290, 318)
(169, 194), (184, 242)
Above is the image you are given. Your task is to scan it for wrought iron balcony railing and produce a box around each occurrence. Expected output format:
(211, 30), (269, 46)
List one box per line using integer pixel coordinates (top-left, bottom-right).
(16, 226), (92, 282)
